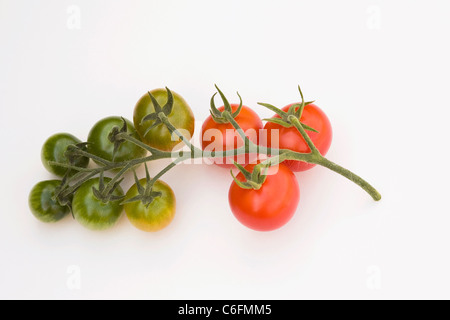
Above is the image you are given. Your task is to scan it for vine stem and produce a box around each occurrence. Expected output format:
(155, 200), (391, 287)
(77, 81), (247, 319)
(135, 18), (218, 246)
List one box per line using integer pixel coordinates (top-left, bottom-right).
(158, 112), (200, 156)
(285, 115), (381, 201)
(116, 132), (164, 155)
(287, 115), (319, 155)
(224, 108), (381, 201)
(222, 111), (255, 149)
(309, 156), (382, 201)
(55, 104), (381, 203)
(149, 160), (180, 185)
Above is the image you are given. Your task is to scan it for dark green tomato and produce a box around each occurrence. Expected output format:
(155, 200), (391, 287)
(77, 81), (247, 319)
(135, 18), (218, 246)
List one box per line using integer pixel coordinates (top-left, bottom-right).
(124, 179), (176, 232)
(72, 177), (124, 231)
(41, 133), (89, 177)
(133, 88), (195, 152)
(87, 116), (146, 165)
(29, 180), (71, 223)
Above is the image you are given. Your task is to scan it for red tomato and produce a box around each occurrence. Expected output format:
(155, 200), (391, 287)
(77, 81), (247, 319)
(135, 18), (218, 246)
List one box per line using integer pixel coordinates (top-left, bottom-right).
(201, 104), (263, 168)
(263, 103), (332, 171)
(228, 163), (300, 231)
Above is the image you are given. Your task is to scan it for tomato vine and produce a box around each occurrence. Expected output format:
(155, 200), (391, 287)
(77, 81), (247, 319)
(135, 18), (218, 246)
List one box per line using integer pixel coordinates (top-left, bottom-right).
(31, 85), (381, 232)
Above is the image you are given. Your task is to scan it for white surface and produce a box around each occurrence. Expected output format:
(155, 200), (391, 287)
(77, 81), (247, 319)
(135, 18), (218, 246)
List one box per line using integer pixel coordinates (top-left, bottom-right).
(1, 0), (449, 300)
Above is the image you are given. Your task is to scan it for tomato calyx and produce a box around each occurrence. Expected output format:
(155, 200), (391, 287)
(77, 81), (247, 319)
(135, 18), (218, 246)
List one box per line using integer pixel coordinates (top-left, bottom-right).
(209, 85), (243, 124)
(91, 172), (125, 203)
(139, 87), (175, 136)
(63, 143), (113, 167)
(45, 141), (91, 175)
(259, 85), (319, 133)
(65, 142), (90, 163)
(52, 176), (73, 206)
(230, 162), (271, 190)
(107, 117), (134, 161)
(122, 164), (162, 207)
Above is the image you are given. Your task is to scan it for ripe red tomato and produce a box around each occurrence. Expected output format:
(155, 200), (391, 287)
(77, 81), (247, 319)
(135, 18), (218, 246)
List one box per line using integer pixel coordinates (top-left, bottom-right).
(263, 103), (332, 171)
(201, 104), (263, 168)
(228, 163), (300, 231)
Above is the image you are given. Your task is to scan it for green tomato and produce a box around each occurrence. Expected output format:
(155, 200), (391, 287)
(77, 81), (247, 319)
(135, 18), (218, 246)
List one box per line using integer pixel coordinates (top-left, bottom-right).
(133, 88), (195, 152)
(41, 133), (89, 177)
(87, 116), (146, 165)
(29, 180), (70, 223)
(124, 179), (176, 232)
(72, 177), (124, 231)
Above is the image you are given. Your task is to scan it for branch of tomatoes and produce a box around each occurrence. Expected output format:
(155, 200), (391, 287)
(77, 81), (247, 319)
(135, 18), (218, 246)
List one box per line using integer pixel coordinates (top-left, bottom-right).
(216, 89), (381, 203)
(29, 85), (381, 233)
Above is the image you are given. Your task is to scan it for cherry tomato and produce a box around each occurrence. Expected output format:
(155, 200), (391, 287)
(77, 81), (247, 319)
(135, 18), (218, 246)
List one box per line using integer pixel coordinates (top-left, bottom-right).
(72, 177), (124, 230)
(124, 179), (176, 232)
(41, 133), (89, 177)
(263, 103), (332, 171)
(201, 104), (263, 168)
(228, 163), (300, 231)
(29, 180), (70, 223)
(134, 88), (195, 151)
(87, 116), (146, 164)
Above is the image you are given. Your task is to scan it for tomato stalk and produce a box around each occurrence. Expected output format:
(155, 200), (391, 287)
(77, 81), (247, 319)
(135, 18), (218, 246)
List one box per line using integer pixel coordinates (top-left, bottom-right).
(309, 156), (381, 201)
(158, 112), (199, 156)
(263, 108), (381, 201)
(51, 89), (381, 208)
(216, 102), (380, 201)
(209, 85), (244, 123)
(172, 110), (380, 201)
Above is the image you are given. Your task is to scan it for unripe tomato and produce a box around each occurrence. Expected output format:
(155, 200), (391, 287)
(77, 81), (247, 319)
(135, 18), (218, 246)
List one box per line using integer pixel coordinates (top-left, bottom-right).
(87, 116), (146, 165)
(41, 133), (89, 177)
(29, 180), (70, 223)
(134, 89), (195, 152)
(124, 179), (176, 232)
(72, 177), (124, 231)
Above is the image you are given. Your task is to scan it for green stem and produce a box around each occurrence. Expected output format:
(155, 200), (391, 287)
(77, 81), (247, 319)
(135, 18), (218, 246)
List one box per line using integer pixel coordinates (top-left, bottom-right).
(59, 170), (100, 198)
(47, 162), (92, 172)
(222, 111), (255, 149)
(102, 162), (134, 196)
(288, 115), (319, 154)
(71, 148), (113, 166)
(52, 109), (381, 204)
(149, 160), (180, 186)
(310, 156), (382, 201)
(116, 132), (164, 155)
(285, 114), (380, 201)
(158, 113), (200, 156)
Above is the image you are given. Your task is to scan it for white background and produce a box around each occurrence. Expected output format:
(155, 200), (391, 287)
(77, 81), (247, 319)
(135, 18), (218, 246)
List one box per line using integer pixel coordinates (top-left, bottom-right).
(1, 0), (449, 300)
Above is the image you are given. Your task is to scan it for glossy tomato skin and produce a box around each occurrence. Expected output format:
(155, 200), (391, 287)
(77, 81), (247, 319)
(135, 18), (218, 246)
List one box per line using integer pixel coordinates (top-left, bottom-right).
(72, 178), (124, 231)
(134, 89), (195, 152)
(87, 116), (146, 164)
(228, 163), (300, 231)
(264, 103), (332, 172)
(41, 133), (89, 177)
(29, 180), (70, 223)
(201, 104), (263, 168)
(124, 179), (176, 232)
